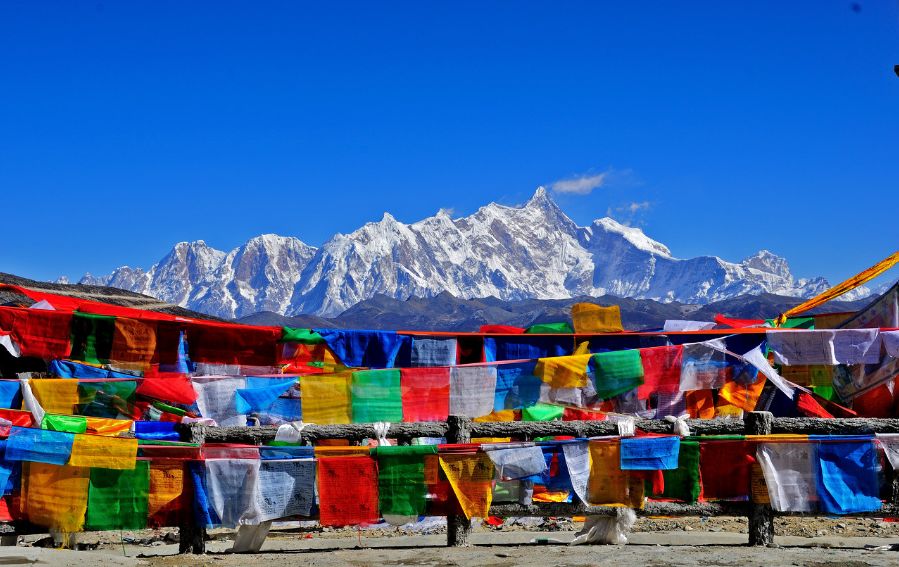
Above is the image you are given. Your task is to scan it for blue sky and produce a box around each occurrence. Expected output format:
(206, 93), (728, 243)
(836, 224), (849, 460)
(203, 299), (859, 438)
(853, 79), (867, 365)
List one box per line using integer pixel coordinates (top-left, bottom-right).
(1, 1), (897, 287)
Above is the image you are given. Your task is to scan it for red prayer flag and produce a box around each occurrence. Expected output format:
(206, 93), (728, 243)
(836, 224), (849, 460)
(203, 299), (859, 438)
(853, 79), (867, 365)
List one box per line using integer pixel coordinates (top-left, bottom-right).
(0, 408), (35, 428)
(186, 321), (281, 367)
(699, 440), (754, 500)
(0, 307), (72, 360)
(562, 407), (607, 421)
(795, 391), (834, 418)
(637, 345), (683, 399)
(136, 370), (198, 405)
(713, 314), (765, 328)
(317, 456), (380, 527)
(853, 384), (895, 418)
(478, 325), (526, 334)
(400, 368), (450, 422)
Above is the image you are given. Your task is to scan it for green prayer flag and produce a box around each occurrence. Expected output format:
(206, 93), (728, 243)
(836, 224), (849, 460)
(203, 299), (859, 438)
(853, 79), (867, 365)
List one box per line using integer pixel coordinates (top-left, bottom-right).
(591, 349), (645, 399)
(86, 461), (150, 531)
(70, 312), (116, 364)
(351, 369), (402, 423)
(281, 327), (326, 344)
(525, 322), (574, 334)
(522, 403), (565, 422)
(374, 445), (436, 517)
(813, 386), (837, 401)
(654, 440), (700, 503)
(41, 414), (88, 434)
(78, 381), (137, 418)
(764, 316), (814, 329)
(152, 401), (188, 416)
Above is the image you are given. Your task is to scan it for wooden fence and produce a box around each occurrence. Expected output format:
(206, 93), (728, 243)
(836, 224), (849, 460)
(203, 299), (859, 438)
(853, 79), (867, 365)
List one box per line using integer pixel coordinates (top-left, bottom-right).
(172, 412), (899, 553)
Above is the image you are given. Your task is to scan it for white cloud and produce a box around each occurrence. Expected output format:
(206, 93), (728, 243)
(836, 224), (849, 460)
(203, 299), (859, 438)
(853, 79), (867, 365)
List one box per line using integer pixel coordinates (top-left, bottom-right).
(622, 201), (651, 214)
(550, 172), (609, 195)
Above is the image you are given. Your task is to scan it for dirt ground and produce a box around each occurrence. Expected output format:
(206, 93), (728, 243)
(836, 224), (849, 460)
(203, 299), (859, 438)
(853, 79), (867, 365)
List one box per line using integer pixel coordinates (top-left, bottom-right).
(6, 516), (899, 566)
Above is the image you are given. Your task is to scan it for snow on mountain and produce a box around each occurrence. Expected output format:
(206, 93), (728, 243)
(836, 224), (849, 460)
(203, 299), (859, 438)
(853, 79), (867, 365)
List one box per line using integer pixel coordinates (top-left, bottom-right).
(77, 187), (845, 318)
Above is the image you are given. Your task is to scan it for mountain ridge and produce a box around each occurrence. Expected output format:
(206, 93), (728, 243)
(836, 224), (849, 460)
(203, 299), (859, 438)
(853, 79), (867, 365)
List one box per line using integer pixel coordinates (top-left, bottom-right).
(76, 187), (867, 318)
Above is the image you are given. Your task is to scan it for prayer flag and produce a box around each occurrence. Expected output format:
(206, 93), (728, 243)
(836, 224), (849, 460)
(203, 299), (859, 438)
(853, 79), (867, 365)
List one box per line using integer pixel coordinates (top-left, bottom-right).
(449, 367), (497, 418)
(536, 354), (593, 389)
(24, 463), (89, 533)
(205, 459), (262, 527)
(637, 345), (682, 400)
(301, 373), (352, 425)
(70, 312), (115, 364)
(374, 445), (436, 518)
(5, 427), (73, 465)
(756, 442), (816, 512)
(591, 350), (644, 399)
(234, 378), (296, 415)
(653, 440), (701, 503)
(814, 438), (881, 514)
(315, 329), (410, 368)
(410, 337), (457, 367)
(400, 368), (450, 422)
(571, 303), (623, 333)
(586, 441), (644, 508)
(351, 369), (403, 423)
(620, 436), (680, 470)
(256, 459), (316, 521)
(698, 437), (754, 500)
(30, 379), (79, 416)
(148, 460), (185, 528)
(439, 452), (495, 519)
(317, 456), (380, 526)
(493, 362), (542, 411)
(85, 461), (150, 530)
(69, 434), (138, 470)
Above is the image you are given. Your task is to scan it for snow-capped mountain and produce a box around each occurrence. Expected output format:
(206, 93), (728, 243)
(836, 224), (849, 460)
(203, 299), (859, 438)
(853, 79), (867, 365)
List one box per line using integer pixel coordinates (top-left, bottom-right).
(75, 188), (860, 318)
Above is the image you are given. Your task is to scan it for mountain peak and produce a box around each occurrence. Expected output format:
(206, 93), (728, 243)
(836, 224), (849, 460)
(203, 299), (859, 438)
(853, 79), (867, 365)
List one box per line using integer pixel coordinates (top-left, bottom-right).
(591, 217), (673, 258)
(524, 186), (555, 210)
(742, 249), (792, 280)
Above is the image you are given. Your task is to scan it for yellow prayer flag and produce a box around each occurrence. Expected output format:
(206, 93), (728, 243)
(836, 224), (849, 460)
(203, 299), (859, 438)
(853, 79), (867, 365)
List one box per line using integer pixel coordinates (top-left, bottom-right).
(68, 434), (138, 470)
(24, 463), (90, 534)
(571, 303), (623, 334)
(587, 441), (644, 508)
(535, 354), (593, 388)
(30, 379), (79, 415)
(301, 373), (352, 425)
(439, 453), (495, 519)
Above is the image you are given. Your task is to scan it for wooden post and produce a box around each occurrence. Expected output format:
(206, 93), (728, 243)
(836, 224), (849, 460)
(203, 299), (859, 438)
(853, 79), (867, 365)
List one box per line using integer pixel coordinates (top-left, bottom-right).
(179, 424), (207, 554)
(745, 411), (774, 547)
(445, 415), (473, 547)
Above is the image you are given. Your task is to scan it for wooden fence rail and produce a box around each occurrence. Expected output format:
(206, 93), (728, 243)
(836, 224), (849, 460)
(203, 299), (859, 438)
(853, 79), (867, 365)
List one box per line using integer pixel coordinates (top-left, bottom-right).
(172, 412), (899, 553)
